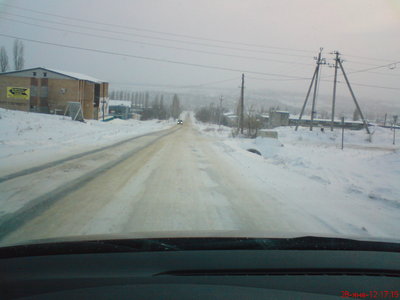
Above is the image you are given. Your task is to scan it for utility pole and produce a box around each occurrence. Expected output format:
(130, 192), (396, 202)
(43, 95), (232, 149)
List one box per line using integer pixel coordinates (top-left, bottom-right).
(295, 48), (325, 131)
(337, 58), (370, 134)
(310, 48), (325, 131)
(330, 51), (339, 131)
(295, 70), (317, 131)
(240, 73), (245, 134)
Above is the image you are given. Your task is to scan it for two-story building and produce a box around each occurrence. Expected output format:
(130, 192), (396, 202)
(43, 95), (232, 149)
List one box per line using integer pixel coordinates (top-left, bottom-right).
(0, 67), (108, 120)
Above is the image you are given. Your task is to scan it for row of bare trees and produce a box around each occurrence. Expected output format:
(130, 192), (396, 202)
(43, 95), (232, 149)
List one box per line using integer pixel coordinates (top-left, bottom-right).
(195, 102), (262, 138)
(110, 89), (183, 121)
(141, 94), (182, 121)
(0, 39), (24, 72)
(195, 103), (228, 126)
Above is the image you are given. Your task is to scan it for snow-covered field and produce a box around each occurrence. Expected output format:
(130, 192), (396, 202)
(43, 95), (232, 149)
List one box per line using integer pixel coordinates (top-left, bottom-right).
(0, 109), (174, 176)
(194, 119), (400, 239)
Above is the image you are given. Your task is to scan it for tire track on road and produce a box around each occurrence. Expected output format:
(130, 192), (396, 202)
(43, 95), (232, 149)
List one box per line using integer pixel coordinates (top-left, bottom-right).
(0, 126), (180, 242)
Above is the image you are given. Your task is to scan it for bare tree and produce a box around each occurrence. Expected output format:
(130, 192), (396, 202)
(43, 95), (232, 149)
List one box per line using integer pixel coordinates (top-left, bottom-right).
(13, 39), (24, 70)
(245, 106), (261, 138)
(0, 46), (9, 72)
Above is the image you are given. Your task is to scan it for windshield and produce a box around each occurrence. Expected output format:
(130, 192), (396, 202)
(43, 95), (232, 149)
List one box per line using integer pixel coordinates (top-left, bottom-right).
(0, 0), (399, 248)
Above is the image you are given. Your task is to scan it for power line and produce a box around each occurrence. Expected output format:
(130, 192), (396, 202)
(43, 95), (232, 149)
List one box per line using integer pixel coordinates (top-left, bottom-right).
(180, 77), (239, 88)
(0, 2), (315, 54)
(109, 78), (239, 89)
(0, 17), (311, 67)
(2, 11), (312, 59)
(4, 16), (395, 78)
(1, 32), (397, 91)
(344, 53), (397, 63)
(247, 76), (308, 82)
(249, 75), (400, 90)
(333, 80), (400, 91)
(1, 3), (396, 65)
(322, 60), (400, 79)
(0, 33), (312, 79)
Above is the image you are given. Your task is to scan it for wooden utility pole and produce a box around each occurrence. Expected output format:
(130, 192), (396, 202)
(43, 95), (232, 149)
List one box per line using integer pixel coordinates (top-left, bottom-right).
(240, 73), (245, 134)
(330, 51), (339, 131)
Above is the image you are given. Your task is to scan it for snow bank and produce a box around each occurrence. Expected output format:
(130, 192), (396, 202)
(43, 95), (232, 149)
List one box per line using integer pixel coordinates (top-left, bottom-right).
(0, 109), (174, 175)
(193, 119), (400, 238)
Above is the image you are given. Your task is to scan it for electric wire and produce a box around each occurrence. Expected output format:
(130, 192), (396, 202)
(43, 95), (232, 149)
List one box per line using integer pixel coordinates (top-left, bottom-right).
(0, 2), (315, 54)
(2, 11), (313, 59)
(0, 33), (312, 80)
(0, 17), (312, 66)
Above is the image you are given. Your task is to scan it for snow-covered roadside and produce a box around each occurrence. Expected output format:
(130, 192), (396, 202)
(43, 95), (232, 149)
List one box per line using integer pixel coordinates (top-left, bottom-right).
(193, 119), (400, 239)
(0, 109), (174, 176)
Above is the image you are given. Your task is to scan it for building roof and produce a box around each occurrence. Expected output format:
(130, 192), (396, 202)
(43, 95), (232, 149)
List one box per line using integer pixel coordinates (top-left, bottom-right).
(0, 67), (105, 83)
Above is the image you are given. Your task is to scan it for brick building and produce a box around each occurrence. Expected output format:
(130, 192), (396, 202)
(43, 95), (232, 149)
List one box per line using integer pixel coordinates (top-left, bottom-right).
(0, 67), (109, 120)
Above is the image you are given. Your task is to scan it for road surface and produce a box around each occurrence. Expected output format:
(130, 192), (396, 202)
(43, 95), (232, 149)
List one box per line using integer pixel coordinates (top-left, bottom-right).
(1, 119), (297, 245)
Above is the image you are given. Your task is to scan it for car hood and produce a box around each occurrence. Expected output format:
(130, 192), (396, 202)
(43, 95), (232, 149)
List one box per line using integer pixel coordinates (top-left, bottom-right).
(1, 230), (399, 248)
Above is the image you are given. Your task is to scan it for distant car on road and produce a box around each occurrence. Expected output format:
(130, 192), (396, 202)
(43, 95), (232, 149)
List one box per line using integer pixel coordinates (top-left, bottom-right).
(177, 119), (183, 125)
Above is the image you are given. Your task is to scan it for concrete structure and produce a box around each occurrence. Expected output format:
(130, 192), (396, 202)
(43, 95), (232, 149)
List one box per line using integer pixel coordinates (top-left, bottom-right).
(0, 67), (108, 120)
(258, 111), (290, 129)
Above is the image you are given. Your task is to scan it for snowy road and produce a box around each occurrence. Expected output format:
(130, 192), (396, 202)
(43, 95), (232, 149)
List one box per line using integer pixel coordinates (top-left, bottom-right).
(1, 118), (399, 245)
(1, 119), (295, 244)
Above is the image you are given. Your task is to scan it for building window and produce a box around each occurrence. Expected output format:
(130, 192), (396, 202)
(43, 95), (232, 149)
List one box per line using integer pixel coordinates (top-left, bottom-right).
(43, 72), (47, 77)
(33, 72), (36, 76)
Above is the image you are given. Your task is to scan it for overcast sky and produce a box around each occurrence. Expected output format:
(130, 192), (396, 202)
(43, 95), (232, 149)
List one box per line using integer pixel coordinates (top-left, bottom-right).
(0, 0), (399, 111)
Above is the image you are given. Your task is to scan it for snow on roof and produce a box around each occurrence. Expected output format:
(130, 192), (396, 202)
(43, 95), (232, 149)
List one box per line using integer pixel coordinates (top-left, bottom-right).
(0, 67), (105, 83)
(46, 68), (105, 83)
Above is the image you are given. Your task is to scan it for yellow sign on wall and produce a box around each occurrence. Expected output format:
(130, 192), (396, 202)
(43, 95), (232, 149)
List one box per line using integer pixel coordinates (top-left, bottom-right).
(7, 87), (30, 99)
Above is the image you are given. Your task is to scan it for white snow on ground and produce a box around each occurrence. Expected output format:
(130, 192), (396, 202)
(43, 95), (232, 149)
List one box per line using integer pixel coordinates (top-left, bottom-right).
(193, 118), (400, 239)
(0, 109), (174, 176)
